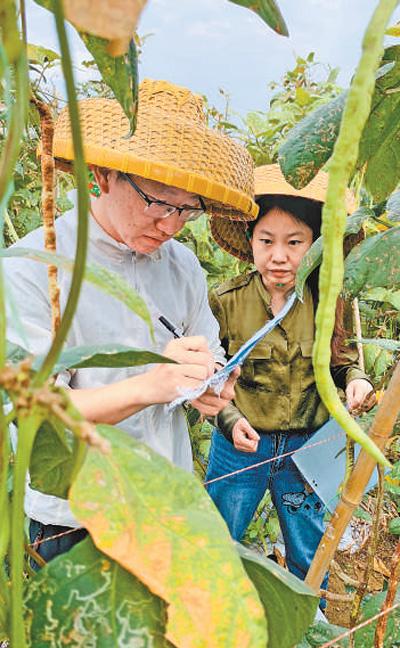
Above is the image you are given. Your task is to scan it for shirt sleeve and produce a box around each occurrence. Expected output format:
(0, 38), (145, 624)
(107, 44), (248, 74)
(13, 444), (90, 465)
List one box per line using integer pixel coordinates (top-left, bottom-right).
(216, 402), (244, 441)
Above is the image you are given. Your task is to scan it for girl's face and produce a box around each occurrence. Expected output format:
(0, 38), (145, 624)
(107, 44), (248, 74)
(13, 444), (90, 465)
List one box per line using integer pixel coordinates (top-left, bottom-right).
(251, 207), (314, 292)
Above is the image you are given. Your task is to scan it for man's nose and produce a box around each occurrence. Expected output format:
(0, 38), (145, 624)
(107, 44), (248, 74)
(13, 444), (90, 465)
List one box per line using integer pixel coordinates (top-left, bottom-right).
(155, 213), (182, 236)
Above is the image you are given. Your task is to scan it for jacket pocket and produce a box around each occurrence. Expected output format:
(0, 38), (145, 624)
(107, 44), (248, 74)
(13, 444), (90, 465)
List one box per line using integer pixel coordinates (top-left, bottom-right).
(299, 339), (315, 390)
(228, 339), (274, 389)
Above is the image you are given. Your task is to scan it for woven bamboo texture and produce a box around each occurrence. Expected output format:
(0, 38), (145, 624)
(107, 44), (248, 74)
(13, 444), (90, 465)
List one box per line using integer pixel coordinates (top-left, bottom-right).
(53, 79), (257, 221)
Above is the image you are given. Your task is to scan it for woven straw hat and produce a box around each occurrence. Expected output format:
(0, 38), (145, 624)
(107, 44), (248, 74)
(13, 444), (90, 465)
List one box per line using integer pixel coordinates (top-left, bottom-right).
(211, 163), (357, 260)
(53, 79), (257, 221)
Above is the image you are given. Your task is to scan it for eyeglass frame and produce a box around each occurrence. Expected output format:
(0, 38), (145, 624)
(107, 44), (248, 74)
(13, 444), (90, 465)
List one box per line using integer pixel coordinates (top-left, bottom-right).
(121, 172), (207, 222)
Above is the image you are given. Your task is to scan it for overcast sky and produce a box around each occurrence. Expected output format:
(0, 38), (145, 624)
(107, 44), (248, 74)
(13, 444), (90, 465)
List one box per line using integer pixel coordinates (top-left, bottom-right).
(26, 0), (400, 116)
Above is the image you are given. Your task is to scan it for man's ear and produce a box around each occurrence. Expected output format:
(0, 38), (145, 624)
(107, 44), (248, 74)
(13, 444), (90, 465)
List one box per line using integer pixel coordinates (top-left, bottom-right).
(91, 166), (111, 194)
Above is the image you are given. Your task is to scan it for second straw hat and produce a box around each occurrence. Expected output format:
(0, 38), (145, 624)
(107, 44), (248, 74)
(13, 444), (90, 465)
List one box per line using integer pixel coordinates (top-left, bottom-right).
(211, 163), (357, 261)
(53, 79), (258, 222)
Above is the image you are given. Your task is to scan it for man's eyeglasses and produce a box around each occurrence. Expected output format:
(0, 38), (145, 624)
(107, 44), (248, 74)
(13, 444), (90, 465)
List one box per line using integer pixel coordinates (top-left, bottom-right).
(122, 173), (207, 223)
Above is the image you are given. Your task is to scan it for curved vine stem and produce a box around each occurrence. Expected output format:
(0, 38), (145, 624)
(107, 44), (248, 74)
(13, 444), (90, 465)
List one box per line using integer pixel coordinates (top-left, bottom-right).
(312, 0), (398, 468)
(33, 0), (89, 386)
(10, 412), (42, 648)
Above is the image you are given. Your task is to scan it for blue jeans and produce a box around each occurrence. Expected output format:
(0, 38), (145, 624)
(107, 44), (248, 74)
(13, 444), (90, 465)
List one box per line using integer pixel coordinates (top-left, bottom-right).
(29, 520), (88, 570)
(206, 429), (328, 588)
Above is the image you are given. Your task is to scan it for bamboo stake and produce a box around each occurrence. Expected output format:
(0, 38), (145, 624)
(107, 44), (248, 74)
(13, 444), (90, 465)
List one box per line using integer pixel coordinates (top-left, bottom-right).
(374, 538), (400, 647)
(30, 96), (60, 336)
(305, 360), (400, 592)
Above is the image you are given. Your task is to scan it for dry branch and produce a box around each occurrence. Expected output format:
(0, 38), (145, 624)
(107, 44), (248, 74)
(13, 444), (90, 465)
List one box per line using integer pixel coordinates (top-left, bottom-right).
(30, 96), (60, 336)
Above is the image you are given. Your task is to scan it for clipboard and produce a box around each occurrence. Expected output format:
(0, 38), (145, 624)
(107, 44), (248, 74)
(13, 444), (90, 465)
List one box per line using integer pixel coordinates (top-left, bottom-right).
(292, 418), (380, 512)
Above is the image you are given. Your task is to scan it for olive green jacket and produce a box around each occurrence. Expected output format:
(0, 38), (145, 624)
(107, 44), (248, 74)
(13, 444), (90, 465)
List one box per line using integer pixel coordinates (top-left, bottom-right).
(210, 271), (370, 440)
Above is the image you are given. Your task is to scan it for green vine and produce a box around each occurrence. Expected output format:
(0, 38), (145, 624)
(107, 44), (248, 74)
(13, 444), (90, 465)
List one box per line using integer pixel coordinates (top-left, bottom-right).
(10, 412), (43, 647)
(33, 0), (89, 386)
(313, 0), (398, 468)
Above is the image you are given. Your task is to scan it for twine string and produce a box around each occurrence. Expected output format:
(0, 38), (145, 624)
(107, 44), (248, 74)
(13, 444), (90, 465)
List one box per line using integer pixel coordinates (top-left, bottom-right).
(318, 602), (400, 648)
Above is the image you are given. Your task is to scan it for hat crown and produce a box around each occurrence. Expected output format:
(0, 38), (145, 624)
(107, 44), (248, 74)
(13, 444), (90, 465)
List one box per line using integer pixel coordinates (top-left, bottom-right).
(139, 79), (206, 126)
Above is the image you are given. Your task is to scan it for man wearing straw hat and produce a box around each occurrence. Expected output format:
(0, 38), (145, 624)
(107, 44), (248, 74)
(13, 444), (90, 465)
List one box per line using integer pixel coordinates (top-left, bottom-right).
(5, 79), (257, 563)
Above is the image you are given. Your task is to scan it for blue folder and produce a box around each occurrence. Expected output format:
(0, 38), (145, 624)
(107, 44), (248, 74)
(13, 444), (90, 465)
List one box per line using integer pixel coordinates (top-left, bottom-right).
(292, 418), (380, 512)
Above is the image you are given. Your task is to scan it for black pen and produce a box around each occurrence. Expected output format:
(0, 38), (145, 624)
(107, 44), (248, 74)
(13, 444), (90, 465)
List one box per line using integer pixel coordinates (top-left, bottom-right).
(158, 315), (182, 339)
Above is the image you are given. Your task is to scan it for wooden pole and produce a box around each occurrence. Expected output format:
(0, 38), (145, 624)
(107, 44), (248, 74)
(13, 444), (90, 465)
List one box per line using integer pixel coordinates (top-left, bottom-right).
(305, 360), (400, 591)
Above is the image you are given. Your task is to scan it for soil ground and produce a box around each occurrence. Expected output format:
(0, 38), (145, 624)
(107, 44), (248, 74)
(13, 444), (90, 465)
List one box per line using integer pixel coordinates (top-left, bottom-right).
(326, 497), (398, 627)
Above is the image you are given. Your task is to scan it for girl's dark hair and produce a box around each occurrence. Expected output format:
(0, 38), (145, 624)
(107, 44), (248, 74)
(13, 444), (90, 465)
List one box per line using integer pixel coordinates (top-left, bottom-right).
(251, 194), (361, 365)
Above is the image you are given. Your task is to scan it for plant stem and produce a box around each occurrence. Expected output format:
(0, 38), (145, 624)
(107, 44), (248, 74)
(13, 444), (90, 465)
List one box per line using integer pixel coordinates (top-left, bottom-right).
(33, 0), (89, 385)
(349, 466), (384, 642)
(312, 0), (398, 468)
(306, 358), (400, 592)
(10, 412), (42, 648)
(374, 537), (400, 647)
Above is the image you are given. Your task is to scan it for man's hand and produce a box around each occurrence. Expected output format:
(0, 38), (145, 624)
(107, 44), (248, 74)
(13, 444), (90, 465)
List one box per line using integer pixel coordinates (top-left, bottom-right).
(190, 367), (240, 416)
(346, 378), (376, 416)
(144, 336), (215, 405)
(232, 417), (260, 453)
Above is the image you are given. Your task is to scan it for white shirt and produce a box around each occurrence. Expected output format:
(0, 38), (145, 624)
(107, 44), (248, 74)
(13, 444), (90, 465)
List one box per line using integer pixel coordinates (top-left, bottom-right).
(5, 194), (225, 526)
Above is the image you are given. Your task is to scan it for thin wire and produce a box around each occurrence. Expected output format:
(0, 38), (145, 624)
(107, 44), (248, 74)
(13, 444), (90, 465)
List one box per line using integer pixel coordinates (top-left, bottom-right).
(318, 602), (400, 648)
(29, 526), (84, 548)
(203, 432), (342, 486)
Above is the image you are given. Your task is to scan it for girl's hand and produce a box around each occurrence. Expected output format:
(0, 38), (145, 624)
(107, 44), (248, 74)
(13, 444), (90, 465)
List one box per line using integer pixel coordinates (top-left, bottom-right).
(346, 378), (376, 416)
(232, 417), (260, 453)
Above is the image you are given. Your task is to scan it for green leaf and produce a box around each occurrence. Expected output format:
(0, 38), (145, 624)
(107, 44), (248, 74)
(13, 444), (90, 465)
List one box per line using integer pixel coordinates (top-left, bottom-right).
(296, 207), (372, 300)
(353, 337), (400, 353)
(237, 543), (318, 648)
(29, 419), (79, 498)
(228, 0), (289, 36)
(27, 43), (60, 64)
(278, 92), (347, 188)
(299, 620), (349, 648)
(69, 424), (268, 647)
(6, 340), (29, 364)
(389, 517), (400, 535)
(0, 247), (153, 333)
(343, 227), (400, 298)
(80, 34), (138, 135)
(354, 590), (400, 647)
(33, 344), (173, 374)
(386, 190), (400, 222)
(25, 536), (173, 647)
(279, 46), (400, 200)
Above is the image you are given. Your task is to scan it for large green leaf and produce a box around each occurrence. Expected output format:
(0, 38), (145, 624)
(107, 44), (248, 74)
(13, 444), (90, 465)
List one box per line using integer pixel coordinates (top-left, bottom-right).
(0, 247), (153, 333)
(278, 92), (346, 188)
(228, 0), (288, 36)
(358, 46), (400, 201)
(80, 35), (138, 135)
(343, 226), (400, 298)
(25, 536), (173, 647)
(279, 46), (400, 199)
(29, 419), (80, 499)
(33, 344), (173, 374)
(295, 207), (373, 300)
(237, 543), (318, 648)
(69, 424), (268, 647)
